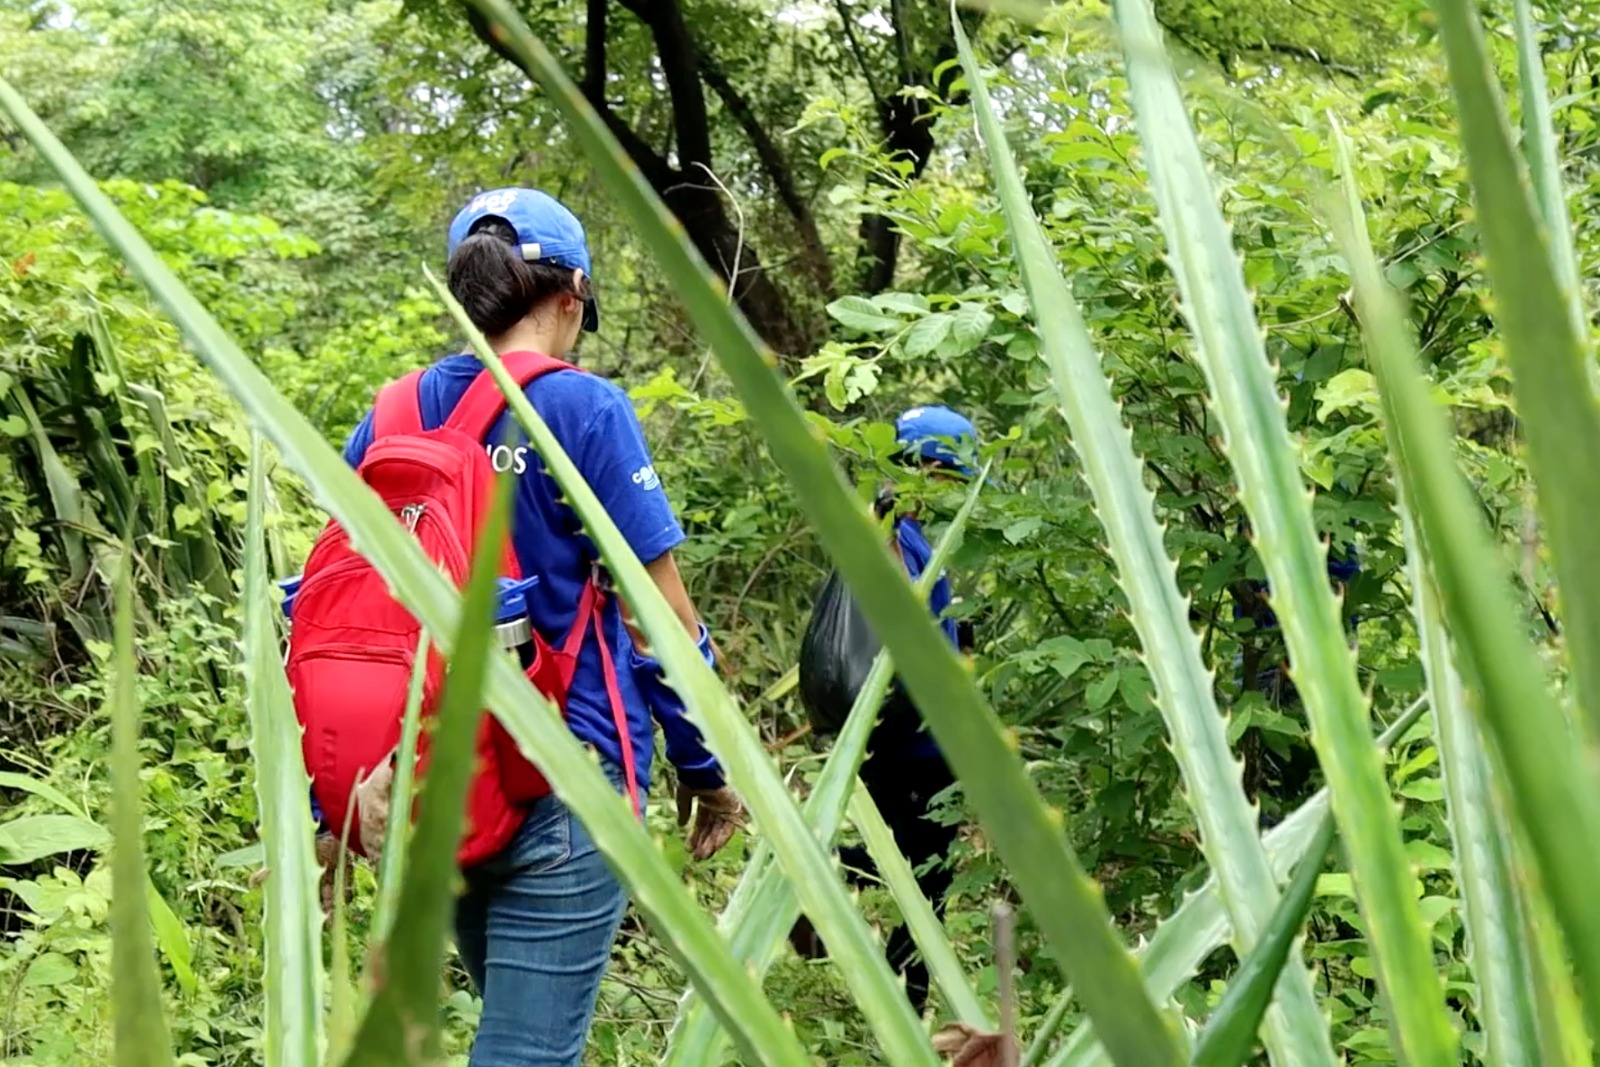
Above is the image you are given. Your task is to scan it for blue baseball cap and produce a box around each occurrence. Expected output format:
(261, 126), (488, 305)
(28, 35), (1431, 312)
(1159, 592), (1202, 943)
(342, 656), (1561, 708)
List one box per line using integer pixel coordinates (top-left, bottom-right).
(447, 187), (599, 332)
(895, 405), (979, 475)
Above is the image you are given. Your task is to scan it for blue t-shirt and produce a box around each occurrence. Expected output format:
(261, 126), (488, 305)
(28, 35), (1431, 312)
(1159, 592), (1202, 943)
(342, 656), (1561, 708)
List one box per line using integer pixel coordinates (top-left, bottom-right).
(897, 516), (957, 647)
(884, 516), (957, 760)
(342, 354), (722, 793)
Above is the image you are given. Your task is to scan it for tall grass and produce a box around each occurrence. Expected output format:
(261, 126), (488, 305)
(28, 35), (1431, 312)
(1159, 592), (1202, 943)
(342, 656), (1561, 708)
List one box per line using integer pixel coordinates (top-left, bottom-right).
(2, 0), (1598, 1061)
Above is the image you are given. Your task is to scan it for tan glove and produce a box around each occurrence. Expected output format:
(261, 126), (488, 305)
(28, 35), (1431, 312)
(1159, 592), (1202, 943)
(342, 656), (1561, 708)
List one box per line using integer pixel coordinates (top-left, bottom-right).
(932, 1023), (1019, 1067)
(676, 782), (745, 859)
(352, 756), (394, 868)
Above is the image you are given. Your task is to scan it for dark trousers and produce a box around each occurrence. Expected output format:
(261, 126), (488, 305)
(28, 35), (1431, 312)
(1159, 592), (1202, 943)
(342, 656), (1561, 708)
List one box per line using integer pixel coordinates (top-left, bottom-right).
(836, 748), (959, 1014)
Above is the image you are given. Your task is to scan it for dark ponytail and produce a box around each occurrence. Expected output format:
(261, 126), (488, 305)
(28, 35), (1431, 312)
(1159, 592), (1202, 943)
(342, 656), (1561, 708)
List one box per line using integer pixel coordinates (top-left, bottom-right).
(446, 219), (594, 337)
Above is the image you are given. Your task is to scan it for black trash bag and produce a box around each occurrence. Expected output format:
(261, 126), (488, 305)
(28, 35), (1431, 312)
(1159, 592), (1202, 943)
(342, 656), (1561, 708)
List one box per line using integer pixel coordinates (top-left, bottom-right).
(797, 570), (877, 735)
(798, 570), (920, 735)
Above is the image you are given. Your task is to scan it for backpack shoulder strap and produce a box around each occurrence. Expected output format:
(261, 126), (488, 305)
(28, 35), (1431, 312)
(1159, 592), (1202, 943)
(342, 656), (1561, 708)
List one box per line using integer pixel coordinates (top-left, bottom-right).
(561, 571), (643, 820)
(372, 369), (426, 439)
(444, 350), (577, 442)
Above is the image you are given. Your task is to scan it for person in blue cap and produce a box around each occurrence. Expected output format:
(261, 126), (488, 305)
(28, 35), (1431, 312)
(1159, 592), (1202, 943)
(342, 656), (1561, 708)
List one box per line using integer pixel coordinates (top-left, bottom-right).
(338, 188), (744, 1067)
(791, 403), (980, 1015)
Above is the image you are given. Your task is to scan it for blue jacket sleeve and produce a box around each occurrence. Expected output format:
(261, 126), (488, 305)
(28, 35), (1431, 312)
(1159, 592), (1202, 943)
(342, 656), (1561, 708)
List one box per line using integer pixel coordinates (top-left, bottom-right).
(630, 624), (726, 791)
(343, 410), (376, 469)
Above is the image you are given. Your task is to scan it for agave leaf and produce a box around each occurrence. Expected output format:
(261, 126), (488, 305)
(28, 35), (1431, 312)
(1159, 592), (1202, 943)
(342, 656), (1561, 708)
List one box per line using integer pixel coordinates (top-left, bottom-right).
(454, 4), (1182, 1062)
(1047, 697), (1428, 1067)
(343, 468), (512, 1066)
(108, 545), (176, 1067)
(1188, 813), (1336, 1067)
(953, 14), (1336, 1066)
(12, 384), (94, 585)
(663, 466), (986, 1066)
(125, 382), (231, 607)
(1021, 984), (1076, 1067)
(850, 781), (989, 1026)
(1515, 860), (1592, 1066)
(241, 430), (324, 1067)
(88, 313), (169, 547)
(1430, 0), (1600, 741)
(1324, 107), (1600, 1049)
(373, 630), (431, 941)
(426, 267), (940, 1067)
(142, 878), (196, 999)
(1108, 3), (1456, 1061)
(1397, 462), (1540, 1066)
(328, 788), (360, 1064)
(1511, 0), (1587, 343)
(0, 76), (818, 1067)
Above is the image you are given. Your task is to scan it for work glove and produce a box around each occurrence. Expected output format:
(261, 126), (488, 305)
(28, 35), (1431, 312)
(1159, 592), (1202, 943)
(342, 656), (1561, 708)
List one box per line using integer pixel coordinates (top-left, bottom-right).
(675, 779), (745, 859)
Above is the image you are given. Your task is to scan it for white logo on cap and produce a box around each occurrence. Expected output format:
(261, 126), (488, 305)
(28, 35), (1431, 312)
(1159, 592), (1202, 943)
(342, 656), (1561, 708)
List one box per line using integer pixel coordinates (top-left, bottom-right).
(470, 189), (519, 215)
(631, 465), (661, 491)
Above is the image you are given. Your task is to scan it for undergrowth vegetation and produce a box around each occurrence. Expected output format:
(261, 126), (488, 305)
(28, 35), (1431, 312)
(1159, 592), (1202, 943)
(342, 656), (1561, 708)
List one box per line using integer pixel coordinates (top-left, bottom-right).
(3, 0), (1600, 1063)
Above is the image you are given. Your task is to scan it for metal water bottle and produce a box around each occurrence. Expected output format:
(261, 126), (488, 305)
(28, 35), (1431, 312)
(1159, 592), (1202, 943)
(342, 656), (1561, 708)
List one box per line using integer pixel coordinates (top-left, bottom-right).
(278, 574), (303, 632)
(494, 576), (539, 670)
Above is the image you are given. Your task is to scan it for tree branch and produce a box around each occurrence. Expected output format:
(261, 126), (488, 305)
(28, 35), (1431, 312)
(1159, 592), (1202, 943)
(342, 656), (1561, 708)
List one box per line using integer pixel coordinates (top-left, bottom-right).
(832, 0), (885, 104)
(615, 0), (714, 165)
(584, 0), (607, 100)
(701, 56), (835, 294)
(460, 0), (671, 185)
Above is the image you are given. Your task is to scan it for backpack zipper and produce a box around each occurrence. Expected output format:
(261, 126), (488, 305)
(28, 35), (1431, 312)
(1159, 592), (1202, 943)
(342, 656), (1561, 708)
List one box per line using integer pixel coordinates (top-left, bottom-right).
(400, 503), (425, 533)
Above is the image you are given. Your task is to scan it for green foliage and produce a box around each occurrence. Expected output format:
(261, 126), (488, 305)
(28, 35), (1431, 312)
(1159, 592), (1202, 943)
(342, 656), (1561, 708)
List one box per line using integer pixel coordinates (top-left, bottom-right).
(3, 0), (1600, 1064)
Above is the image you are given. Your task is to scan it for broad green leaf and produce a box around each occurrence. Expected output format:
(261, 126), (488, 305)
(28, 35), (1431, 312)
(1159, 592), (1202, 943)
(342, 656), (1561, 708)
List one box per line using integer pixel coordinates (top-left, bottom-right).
(0, 773), (82, 817)
(955, 13), (1335, 1067)
(23, 953), (78, 988)
(850, 782), (989, 1026)
(1048, 698), (1429, 1067)
(214, 842), (267, 870)
(241, 431), (323, 1067)
(1110, 3), (1456, 1062)
(1325, 111), (1600, 1052)
(1431, 0), (1600, 743)
(427, 265), (939, 1067)
(344, 467), (511, 1066)
(1399, 472), (1540, 1067)
(663, 472), (987, 1066)
(1189, 814), (1336, 1067)
(144, 878), (196, 997)
(904, 313), (955, 358)
(0, 75), (816, 1067)
(0, 814), (109, 865)
(108, 546), (176, 1067)
(457, 3), (1182, 1062)
(829, 294), (903, 333)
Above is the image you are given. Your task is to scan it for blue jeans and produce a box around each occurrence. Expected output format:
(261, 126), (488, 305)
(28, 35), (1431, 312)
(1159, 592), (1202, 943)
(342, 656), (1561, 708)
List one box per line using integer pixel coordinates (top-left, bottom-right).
(455, 760), (631, 1067)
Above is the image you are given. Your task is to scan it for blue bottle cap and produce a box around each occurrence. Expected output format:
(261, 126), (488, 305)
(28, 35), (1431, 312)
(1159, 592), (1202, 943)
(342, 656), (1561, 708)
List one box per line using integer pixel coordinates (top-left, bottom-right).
(278, 574), (303, 618)
(494, 576), (539, 624)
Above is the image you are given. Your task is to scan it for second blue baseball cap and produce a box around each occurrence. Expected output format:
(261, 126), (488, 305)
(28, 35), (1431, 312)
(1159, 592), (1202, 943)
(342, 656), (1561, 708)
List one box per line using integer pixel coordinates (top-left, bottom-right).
(895, 405), (979, 475)
(447, 187), (599, 332)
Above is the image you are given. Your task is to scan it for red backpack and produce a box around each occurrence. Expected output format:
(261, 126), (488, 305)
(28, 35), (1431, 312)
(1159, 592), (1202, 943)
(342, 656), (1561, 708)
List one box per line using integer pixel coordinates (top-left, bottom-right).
(287, 351), (641, 868)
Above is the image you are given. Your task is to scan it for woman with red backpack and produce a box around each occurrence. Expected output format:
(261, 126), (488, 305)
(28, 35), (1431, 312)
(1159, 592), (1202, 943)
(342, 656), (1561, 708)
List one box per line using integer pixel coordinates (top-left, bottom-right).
(315, 187), (744, 1066)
